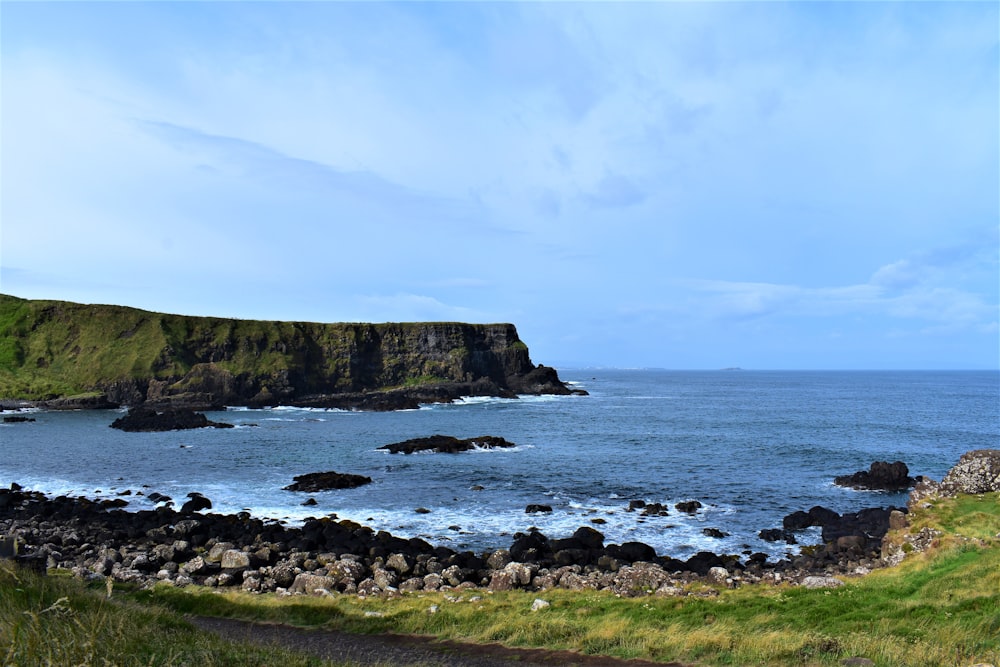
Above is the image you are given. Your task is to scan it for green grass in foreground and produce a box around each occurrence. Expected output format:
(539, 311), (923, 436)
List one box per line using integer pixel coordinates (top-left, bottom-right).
(3, 493), (998, 666)
(0, 562), (349, 667)
(139, 493), (1000, 667)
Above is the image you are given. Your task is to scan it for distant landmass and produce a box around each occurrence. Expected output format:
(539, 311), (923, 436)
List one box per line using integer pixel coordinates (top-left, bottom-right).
(0, 294), (581, 410)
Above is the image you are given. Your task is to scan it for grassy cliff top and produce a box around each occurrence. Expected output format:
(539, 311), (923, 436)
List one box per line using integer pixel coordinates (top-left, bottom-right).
(0, 294), (527, 401)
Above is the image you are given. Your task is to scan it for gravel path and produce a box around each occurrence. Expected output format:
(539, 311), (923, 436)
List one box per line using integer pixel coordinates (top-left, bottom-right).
(190, 616), (683, 667)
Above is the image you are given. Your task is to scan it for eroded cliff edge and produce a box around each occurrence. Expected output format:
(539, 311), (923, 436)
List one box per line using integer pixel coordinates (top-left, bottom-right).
(0, 294), (580, 410)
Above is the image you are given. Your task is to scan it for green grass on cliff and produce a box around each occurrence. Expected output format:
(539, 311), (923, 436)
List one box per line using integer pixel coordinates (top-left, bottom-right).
(0, 294), (528, 401)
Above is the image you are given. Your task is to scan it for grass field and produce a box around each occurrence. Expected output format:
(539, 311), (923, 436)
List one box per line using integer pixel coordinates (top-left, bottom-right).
(3, 493), (998, 666)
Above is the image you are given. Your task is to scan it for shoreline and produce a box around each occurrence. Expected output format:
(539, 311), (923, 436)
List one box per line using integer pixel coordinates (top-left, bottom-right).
(2, 483), (895, 597)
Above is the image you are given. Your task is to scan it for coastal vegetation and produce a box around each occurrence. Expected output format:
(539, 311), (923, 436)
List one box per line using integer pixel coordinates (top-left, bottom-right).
(3, 492), (997, 666)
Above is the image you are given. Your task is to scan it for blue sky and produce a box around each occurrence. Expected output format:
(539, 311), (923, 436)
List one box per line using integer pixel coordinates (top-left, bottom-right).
(2, 2), (997, 369)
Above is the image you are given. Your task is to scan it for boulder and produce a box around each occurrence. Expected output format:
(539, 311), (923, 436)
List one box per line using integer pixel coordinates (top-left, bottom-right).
(939, 449), (1000, 495)
(180, 493), (212, 513)
(834, 461), (914, 491)
(525, 504), (553, 514)
(675, 500), (702, 514)
(289, 573), (337, 596)
(759, 528), (797, 544)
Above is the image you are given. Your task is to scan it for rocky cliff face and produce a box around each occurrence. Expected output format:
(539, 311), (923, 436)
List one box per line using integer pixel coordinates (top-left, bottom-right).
(0, 295), (578, 409)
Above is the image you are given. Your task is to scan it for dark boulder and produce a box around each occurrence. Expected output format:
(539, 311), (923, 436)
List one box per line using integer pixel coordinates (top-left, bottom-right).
(180, 492), (212, 513)
(834, 461), (915, 491)
(820, 506), (904, 544)
(572, 526), (605, 550)
(606, 541), (657, 563)
(3, 416), (36, 423)
(675, 500), (702, 514)
(509, 531), (550, 562)
(759, 528), (797, 544)
(525, 504), (553, 514)
(283, 471), (372, 492)
(809, 505), (841, 526)
(783, 510), (814, 531)
(110, 408), (233, 432)
(378, 434), (516, 454)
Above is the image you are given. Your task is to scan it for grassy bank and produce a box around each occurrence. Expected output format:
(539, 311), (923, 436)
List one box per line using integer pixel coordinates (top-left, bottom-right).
(3, 493), (998, 666)
(0, 561), (347, 666)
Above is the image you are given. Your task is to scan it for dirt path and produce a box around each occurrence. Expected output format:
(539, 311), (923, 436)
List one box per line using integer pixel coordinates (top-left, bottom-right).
(190, 616), (684, 667)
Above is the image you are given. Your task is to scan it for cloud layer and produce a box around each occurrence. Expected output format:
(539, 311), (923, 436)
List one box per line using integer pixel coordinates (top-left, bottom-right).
(2, 2), (997, 368)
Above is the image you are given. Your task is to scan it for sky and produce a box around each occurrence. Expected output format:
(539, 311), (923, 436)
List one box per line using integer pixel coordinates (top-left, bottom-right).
(2, 2), (998, 370)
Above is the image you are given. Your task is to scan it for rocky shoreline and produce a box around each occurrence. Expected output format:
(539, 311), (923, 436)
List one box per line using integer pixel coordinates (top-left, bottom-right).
(3, 450), (996, 598)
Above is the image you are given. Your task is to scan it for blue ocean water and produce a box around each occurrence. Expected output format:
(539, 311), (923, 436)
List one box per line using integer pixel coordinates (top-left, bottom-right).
(2, 370), (997, 560)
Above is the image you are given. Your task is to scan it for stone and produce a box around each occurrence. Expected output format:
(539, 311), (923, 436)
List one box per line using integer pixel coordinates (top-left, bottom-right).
(283, 471), (372, 492)
(110, 408), (233, 432)
(486, 549), (512, 570)
(205, 542), (235, 563)
(801, 575), (843, 589)
(675, 500), (702, 514)
(939, 449), (1000, 495)
(289, 573), (337, 596)
(834, 461), (914, 491)
(525, 504), (553, 514)
(378, 435), (517, 454)
(180, 493), (212, 513)
(530, 598), (551, 611)
(220, 550), (250, 570)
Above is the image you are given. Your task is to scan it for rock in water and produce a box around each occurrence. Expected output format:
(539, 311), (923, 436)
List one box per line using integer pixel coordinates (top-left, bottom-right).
(378, 435), (517, 454)
(110, 408), (234, 432)
(283, 471), (373, 492)
(180, 492), (212, 513)
(834, 461), (915, 491)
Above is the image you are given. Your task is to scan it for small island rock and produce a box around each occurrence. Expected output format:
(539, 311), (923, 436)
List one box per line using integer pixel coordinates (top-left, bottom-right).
(284, 471), (373, 492)
(378, 435), (516, 455)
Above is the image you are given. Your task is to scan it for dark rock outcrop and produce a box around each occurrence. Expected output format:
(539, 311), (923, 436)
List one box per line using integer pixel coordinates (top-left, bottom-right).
(109, 408), (234, 432)
(378, 435), (516, 455)
(283, 472), (373, 492)
(834, 460), (915, 491)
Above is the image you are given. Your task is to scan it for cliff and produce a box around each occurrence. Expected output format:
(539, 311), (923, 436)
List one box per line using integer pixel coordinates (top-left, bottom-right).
(0, 294), (578, 410)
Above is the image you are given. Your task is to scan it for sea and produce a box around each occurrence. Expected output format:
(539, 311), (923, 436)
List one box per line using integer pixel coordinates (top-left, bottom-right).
(2, 370), (997, 561)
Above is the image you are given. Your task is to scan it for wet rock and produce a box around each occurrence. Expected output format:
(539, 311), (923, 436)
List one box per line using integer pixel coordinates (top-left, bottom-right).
(525, 504), (553, 514)
(283, 471), (372, 492)
(110, 408), (233, 432)
(180, 493), (212, 513)
(378, 435), (517, 454)
(675, 500), (702, 514)
(606, 541), (656, 563)
(759, 528), (797, 544)
(834, 461), (915, 491)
